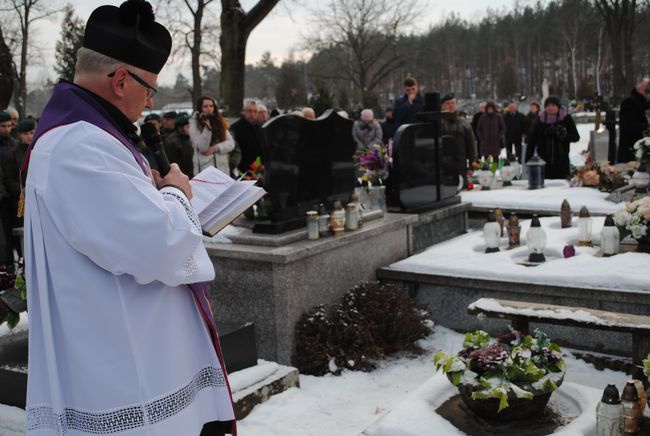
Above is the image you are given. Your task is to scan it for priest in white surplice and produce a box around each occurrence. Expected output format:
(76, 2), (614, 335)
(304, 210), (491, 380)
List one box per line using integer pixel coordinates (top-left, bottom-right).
(23, 2), (235, 435)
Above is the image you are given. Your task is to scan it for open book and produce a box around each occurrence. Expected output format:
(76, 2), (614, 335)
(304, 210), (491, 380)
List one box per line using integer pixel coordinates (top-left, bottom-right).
(190, 166), (266, 236)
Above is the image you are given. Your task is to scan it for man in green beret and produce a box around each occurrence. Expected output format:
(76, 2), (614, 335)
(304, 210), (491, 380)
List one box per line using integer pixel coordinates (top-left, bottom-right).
(163, 114), (194, 178)
(2, 118), (36, 262)
(440, 92), (477, 166)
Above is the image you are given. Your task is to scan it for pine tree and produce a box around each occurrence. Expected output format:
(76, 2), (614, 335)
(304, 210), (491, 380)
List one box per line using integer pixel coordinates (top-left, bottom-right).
(55, 5), (85, 82)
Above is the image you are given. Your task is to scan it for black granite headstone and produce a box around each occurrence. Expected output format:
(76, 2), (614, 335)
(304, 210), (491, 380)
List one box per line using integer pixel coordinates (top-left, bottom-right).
(254, 110), (356, 233)
(387, 92), (464, 212)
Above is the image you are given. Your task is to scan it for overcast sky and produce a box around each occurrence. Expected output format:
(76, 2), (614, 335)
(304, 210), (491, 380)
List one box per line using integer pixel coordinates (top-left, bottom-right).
(26, 0), (526, 86)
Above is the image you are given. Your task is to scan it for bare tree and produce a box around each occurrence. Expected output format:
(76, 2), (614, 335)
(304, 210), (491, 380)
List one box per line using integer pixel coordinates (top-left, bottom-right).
(306, 0), (419, 107)
(1, 0), (60, 117)
(0, 24), (14, 109)
(158, 0), (220, 104)
(557, 0), (594, 100)
(594, 0), (647, 100)
(220, 0), (280, 116)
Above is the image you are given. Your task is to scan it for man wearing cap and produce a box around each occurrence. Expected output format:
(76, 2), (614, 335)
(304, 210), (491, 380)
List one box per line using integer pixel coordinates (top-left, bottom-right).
(22, 2), (236, 435)
(617, 78), (650, 163)
(164, 114), (194, 178)
(2, 118), (35, 262)
(440, 92), (477, 165)
(160, 110), (177, 139)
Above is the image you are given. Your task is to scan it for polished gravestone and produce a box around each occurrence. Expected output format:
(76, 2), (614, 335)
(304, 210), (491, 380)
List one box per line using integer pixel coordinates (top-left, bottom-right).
(253, 110), (356, 234)
(387, 92), (464, 213)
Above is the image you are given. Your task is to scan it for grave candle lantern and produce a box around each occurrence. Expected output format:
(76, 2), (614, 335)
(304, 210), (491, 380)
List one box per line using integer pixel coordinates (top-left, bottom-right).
(507, 212), (520, 249)
(526, 152), (546, 190)
(600, 215), (620, 257)
(560, 199), (572, 228)
(577, 206), (593, 247)
(526, 215), (546, 262)
(483, 211), (501, 253)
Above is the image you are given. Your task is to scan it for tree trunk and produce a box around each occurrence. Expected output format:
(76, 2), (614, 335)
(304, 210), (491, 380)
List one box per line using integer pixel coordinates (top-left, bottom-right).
(191, 4), (204, 104)
(220, 0), (279, 116)
(0, 26), (14, 110)
(18, 12), (29, 118)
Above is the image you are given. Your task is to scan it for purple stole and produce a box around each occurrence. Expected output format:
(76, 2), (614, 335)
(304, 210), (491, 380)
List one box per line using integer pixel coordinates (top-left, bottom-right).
(25, 82), (236, 432)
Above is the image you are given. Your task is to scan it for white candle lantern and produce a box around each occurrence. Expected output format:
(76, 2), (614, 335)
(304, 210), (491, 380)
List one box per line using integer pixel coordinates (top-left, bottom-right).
(600, 215), (620, 257)
(483, 211), (501, 253)
(577, 206), (593, 247)
(526, 215), (546, 262)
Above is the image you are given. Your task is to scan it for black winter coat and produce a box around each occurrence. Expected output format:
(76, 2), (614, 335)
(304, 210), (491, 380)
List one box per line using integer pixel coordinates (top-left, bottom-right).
(617, 88), (649, 163)
(526, 110), (580, 180)
(164, 130), (194, 178)
(230, 117), (263, 173)
(504, 111), (526, 145)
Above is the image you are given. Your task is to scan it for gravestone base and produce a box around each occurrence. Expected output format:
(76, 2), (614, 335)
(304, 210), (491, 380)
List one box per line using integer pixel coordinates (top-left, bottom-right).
(389, 194), (461, 215)
(407, 199), (469, 254)
(377, 269), (650, 357)
(205, 213), (418, 365)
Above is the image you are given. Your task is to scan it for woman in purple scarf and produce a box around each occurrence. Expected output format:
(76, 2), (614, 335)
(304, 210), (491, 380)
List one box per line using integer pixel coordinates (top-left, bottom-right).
(525, 95), (580, 179)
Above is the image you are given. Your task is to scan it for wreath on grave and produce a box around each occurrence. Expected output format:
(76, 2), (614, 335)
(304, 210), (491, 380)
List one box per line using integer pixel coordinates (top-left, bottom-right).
(569, 153), (633, 192)
(434, 329), (565, 418)
(0, 261), (26, 330)
(354, 143), (391, 186)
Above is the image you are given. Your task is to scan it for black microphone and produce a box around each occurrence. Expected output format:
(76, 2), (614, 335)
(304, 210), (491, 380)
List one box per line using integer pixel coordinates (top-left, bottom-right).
(140, 122), (171, 177)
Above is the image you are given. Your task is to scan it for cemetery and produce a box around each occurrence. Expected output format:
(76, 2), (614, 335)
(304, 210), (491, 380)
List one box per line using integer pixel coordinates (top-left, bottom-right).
(3, 88), (650, 435)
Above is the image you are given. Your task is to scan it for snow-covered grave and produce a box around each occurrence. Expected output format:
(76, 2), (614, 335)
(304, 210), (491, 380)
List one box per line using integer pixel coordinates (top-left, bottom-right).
(383, 215), (648, 292)
(2, 325), (639, 436)
(462, 123), (623, 216)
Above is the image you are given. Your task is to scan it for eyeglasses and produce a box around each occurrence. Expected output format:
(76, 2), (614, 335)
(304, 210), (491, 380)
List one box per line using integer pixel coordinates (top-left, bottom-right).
(107, 69), (158, 99)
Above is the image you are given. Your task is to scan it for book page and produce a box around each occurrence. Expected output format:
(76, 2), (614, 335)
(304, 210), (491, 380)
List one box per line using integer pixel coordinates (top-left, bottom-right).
(189, 167), (237, 216)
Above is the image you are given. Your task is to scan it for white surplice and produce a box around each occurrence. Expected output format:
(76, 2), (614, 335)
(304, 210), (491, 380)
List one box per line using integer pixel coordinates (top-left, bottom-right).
(24, 121), (234, 435)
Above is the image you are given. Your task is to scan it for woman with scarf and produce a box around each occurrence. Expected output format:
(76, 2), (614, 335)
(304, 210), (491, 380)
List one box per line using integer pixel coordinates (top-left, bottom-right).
(190, 95), (235, 176)
(352, 109), (383, 150)
(525, 96), (580, 179)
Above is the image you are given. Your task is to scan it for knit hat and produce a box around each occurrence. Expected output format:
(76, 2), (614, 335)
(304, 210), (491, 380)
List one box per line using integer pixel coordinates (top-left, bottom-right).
(544, 95), (561, 108)
(441, 92), (455, 104)
(162, 111), (177, 119)
(16, 119), (36, 133)
(360, 109), (374, 122)
(485, 101), (497, 111)
(0, 111), (10, 122)
(144, 113), (161, 122)
(83, 0), (172, 74)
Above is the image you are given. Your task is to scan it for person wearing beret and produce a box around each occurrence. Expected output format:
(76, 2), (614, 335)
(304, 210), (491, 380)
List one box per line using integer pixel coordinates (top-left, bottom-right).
(144, 112), (162, 131)
(21, 2), (236, 435)
(440, 92), (477, 165)
(1, 118), (35, 262)
(164, 114), (195, 178)
(160, 110), (177, 139)
(525, 95), (580, 179)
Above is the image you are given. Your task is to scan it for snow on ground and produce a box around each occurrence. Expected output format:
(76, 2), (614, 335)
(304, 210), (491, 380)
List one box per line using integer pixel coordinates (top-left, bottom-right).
(460, 179), (620, 215)
(0, 326), (634, 436)
(386, 216), (650, 292)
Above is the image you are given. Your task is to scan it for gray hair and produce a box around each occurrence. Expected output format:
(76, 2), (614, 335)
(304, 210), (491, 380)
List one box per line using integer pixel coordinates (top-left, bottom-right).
(75, 47), (124, 76)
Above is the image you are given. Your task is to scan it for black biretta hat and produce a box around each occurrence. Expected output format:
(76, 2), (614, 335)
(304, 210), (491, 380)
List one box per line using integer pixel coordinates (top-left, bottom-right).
(83, 0), (172, 74)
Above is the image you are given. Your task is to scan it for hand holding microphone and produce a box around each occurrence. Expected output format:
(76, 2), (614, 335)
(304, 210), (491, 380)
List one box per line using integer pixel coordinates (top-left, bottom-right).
(141, 123), (192, 199)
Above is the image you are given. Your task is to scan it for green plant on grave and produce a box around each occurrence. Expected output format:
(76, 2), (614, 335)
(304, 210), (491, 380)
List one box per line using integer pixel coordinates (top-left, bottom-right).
(643, 354), (650, 381)
(434, 329), (566, 413)
(293, 281), (432, 376)
(0, 261), (27, 330)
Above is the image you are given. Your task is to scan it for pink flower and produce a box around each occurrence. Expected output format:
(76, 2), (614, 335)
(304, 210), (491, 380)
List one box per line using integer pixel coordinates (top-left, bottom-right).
(582, 170), (600, 186)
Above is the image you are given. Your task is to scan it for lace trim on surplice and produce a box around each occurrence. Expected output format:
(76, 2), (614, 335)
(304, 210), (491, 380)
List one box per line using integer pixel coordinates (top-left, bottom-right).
(27, 366), (226, 434)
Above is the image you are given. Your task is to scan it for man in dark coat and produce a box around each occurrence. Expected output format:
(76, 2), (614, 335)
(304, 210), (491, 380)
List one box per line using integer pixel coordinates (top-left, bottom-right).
(503, 100), (526, 162)
(440, 92), (477, 165)
(526, 96), (580, 179)
(617, 78), (649, 163)
(230, 100), (262, 174)
(471, 101), (486, 157)
(392, 76), (424, 129)
(2, 118), (35, 261)
(163, 114), (194, 178)
(381, 108), (398, 143)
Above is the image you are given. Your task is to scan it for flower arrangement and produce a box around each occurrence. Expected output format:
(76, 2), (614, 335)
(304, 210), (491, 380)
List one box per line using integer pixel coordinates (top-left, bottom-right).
(0, 262), (26, 330)
(643, 353), (650, 381)
(569, 153), (632, 192)
(354, 143), (391, 186)
(242, 156), (264, 182)
(614, 196), (650, 240)
(434, 329), (565, 413)
(633, 134), (650, 162)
